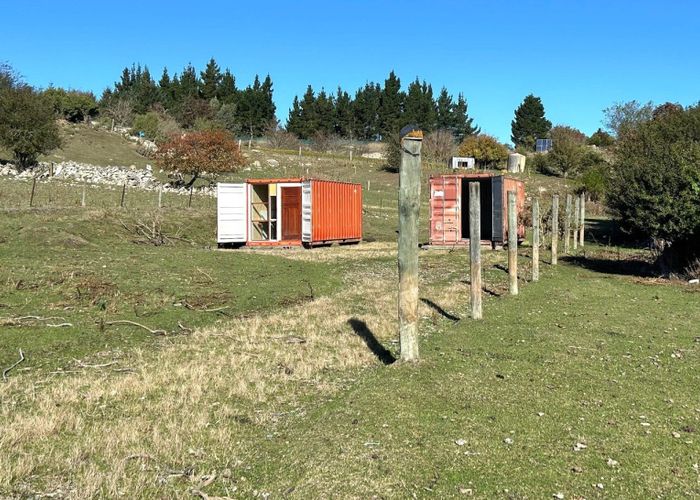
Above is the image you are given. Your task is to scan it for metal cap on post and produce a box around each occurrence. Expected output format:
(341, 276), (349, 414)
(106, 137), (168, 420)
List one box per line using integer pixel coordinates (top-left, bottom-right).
(398, 124), (423, 362)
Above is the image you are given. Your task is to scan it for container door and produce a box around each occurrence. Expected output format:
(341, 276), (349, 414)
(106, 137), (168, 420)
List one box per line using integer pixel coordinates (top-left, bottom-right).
(491, 176), (504, 243)
(430, 176), (460, 244)
(301, 180), (312, 243)
(281, 187), (302, 240)
(217, 183), (247, 243)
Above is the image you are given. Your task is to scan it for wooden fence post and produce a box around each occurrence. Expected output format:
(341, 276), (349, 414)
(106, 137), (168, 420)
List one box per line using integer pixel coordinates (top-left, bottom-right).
(508, 190), (518, 295)
(398, 126), (422, 362)
(573, 195), (580, 250)
(579, 192), (586, 248)
(81, 184), (86, 207)
(29, 177), (37, 207)
(532, 197), (540, 282)
(188, 186), (194, 208)
(158, 186), (163, 209)
(551, 194), (559, 265)
(120, 183), (126, 208)
(564, 193), (572, 254)
(469, 182), (482, 319)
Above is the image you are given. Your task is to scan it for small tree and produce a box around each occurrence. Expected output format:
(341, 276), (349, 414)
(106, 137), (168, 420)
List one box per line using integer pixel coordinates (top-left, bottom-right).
(265, 120), (299, 150)
(457, 134), (508, 169)
(0, 85), (61, 168)
(423, 129), (456, 163)
(103, 97), (134, 128)
(511, 94), (551, 150)
(155, 130), (244, 188)
(603, 100), (654, 138)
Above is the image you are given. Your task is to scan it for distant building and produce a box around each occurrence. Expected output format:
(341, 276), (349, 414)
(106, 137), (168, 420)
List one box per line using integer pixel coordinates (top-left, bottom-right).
(535, 138), (552, 152)
(448, 157), (475, 170)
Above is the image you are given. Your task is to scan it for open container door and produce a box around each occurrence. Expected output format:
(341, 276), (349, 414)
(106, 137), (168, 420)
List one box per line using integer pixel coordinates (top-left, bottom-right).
(217, 183), (248, 244)
(301, 180), (312, 243)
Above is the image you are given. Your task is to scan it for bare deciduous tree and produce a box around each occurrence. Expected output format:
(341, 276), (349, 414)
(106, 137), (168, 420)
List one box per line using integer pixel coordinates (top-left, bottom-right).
(104, 97), (134, 128)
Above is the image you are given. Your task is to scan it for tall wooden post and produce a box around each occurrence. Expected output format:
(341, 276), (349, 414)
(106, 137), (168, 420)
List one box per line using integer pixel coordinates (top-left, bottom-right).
(398, 126), (422, 362)
(120, 183), (126, 208)
(551, 194), (559, 265)
(469, 182), (482, 319)
(573, 195), (580, 250)
(564, 193), (572, 253)
(579, 193), (586, 248)
(158, 186), (163, 209)
(508, 190), (518, 295)
(188, 185), (194, 208)
(81, 184), (86, 207)
(532, 198), (540, 282)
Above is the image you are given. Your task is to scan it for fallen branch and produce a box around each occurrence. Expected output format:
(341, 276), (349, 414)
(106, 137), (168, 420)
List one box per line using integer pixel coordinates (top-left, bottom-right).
(3, 349), (25, 381)
(47, 322), (73, 328)
(178, 321), (193, 334)
(103, 320), (168, 336)
(74, 359), (119, 369)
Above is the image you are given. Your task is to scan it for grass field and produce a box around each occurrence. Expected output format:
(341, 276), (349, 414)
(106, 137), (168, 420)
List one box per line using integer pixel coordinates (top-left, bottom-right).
(1, 131), (697, 498)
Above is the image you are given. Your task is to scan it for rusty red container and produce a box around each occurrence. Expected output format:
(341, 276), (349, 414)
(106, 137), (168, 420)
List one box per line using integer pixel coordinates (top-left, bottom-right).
(217, 178), (362, 247)
(429, 173), (525, 247)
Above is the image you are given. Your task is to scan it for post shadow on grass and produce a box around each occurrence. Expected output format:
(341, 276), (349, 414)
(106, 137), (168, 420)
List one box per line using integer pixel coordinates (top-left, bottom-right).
(419, 298), (460, 322)
(460, 279), (501, 298)
(347, 318), (396, 365)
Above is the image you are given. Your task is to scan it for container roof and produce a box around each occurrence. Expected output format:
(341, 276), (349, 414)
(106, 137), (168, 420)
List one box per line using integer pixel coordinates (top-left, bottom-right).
(246, 177), (304, 184)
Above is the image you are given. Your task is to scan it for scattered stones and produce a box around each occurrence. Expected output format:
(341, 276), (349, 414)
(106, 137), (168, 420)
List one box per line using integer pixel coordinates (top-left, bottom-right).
(573, 442), (587, 452)
(266, 159), (279, 167)
(0, 161), (216, 197)
(553, 493), (564, 499)
(503, 437), (513, 445)
(672, 431), (681, 438)
(454, 439), (466, 446)
(607, 458), (619, 467)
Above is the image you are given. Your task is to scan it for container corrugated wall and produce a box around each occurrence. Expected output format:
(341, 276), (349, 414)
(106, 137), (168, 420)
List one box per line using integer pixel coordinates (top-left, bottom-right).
(429, 175), (461, 244)
(310, 180), (362, 243)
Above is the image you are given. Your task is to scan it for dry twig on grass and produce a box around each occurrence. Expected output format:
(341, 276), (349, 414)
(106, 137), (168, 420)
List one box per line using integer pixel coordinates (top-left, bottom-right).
(3, 349), (25, 381)
(73, 359), (119, 369)
(103, 319), (168, 336)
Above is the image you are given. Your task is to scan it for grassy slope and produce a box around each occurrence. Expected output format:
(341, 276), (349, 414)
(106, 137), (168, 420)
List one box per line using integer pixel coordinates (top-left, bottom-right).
(245, 260), (700, 498)
(3, 128), (696, 497)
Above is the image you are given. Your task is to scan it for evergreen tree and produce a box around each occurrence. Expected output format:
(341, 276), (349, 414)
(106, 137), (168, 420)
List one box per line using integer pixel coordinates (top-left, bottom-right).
(314, 88), (334, 134)
(333, 87), (353, 138)
(435, 87), (453, 131)
(133, 66), (158, 114)
(158, 67), (173, 108)
(352, 82), (381, 140)
(260, 74), (276, 125)
(218, 69), (237, 104)
(511, 94), (551, 150)
(379, 71), (403, 136)
(200, 58), (222, 100)
(178, 64), (199, 100)
(452, 93), (479, 140)
(286, 96), (304, 137)
(403, 78), (436, 132)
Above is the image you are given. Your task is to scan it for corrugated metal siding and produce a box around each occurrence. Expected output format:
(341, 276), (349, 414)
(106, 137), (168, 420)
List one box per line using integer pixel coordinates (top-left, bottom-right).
(310, 180), (362, 243)
(429, 173), (526, 245)
(429, 175), (461, 244)
(301, 180), (312, 242)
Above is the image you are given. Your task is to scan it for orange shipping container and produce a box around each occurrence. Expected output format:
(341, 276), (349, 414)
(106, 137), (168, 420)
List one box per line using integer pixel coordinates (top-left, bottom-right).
(218, 178), (362, 247)
(429, 173), (525, 247)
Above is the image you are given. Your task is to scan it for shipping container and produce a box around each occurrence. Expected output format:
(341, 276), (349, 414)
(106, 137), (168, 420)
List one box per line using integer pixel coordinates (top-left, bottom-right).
(429, 173), (525, 247)
(218, 178), (362, 247)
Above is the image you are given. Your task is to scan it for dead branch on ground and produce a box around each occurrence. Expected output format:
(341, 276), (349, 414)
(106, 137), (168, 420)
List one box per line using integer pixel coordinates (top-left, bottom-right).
(103, 319), (168, 336)
(3, 349), (25, 381)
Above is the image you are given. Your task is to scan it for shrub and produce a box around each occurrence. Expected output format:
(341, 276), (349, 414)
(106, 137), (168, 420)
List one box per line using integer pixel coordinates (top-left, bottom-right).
(0, 84), (61, 168)
(132, 112), (161, 140)
(587, 128), (614, 148)
(265, 120), (299, 150)
(457, 134), (508, 169)
(155, 129), (244, 188)
(44, 88), (98, 122)
(608, 103), (700, 273)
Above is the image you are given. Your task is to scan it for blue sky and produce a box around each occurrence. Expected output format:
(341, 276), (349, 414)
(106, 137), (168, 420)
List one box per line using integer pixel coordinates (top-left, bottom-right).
(3, 0), (699, 143)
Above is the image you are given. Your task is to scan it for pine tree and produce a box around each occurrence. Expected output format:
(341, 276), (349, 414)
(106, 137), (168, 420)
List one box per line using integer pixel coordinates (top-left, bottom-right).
(379, 71), (403, 136)
(218, 69), (237, 104)
(132, 66), (158, 114)
(178, 64), (199, 100)
(452, 93), (479, 141)
(435, 87), (453, 130)
(403, 78), (436, 132)
(511, 94), (551, 150)
(352, 82), (381, 140)
(200, 58), (222, 100)
(314, 88), (334, 134)
(333, 87), (353, 138)
(260, 74), (276, 125)
(286, 96), (304, 137)
(158, 67), (173, 108)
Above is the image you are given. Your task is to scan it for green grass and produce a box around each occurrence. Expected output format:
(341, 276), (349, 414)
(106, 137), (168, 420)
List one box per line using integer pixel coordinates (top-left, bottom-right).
(0, 207), (341, 370)
(3, 130), (694, 497)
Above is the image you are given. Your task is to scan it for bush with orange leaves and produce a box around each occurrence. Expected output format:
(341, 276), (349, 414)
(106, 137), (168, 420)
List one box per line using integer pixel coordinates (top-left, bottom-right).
(155, 129), (245, 188)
